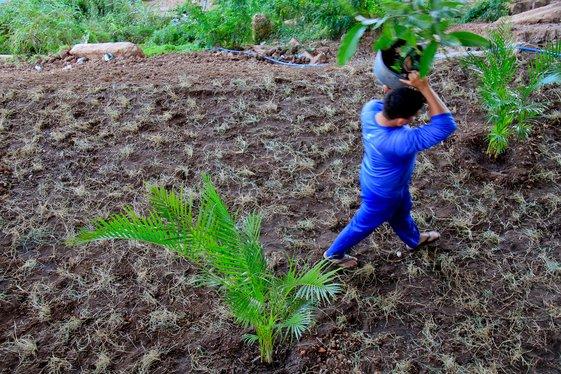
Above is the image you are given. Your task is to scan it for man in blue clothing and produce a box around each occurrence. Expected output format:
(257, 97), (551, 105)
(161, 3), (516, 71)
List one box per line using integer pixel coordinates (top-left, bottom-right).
(324, 71), (457, 268)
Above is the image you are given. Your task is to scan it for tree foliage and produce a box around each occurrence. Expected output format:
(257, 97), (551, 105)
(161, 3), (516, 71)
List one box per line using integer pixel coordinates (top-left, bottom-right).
(338, 0), (490, 76)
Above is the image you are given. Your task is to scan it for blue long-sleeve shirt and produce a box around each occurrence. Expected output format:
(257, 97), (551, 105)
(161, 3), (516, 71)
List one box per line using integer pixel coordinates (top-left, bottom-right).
(359, 100), (457, 199)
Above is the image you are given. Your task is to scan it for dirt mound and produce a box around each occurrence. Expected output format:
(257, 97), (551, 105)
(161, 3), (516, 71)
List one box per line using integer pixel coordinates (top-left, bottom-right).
(0, 52), (560, 373)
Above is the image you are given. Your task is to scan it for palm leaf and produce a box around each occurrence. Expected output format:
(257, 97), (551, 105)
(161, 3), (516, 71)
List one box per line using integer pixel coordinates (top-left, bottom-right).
(278, 302), (314, 341)
(149, 186), (194, 230)
(69, 207), (187, 252)
(293, 261), (341, 303)
(242, 333), (259, 345)
(195, 178), (269, 302)
(225, 287), (265, 327)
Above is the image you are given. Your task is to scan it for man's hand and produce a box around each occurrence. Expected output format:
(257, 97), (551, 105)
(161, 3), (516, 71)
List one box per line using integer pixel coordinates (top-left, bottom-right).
(382, 85), (392, 94)
(401, 71), (449, 117)
(399, 71), (429, 92)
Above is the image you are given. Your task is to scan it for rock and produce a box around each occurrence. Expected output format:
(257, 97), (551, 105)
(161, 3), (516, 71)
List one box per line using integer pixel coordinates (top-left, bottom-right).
(76, 57), (88, 64)
(34, 64), (43, 72)
(69, 42), (144, 60)
(498, 2), (561, 24)
(310, 52), (328, 65)
(63, 65), (72, 71)
(302, 50), (314, 60)
(103, 52), (115, 62)
(509, 0), (552, 15)
(252, 13), (272, 44)
(252, 45), (269, 55)
(288, 38), (301, 48)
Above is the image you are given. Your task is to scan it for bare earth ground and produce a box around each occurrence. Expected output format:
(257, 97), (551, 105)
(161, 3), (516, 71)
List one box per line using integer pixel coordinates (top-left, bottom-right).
(0, 51), (560, 373)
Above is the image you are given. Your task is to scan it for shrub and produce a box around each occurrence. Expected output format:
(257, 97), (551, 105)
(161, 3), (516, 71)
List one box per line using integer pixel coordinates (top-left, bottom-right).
(0, 0), (83, 55)
(462, 0), (510, 23)
(0, 0), (165, 55)
(338, 0), (489, 76)
(465, 29), (561, 157)
(157, 0), (383, 49)
(70, 176), (340, 363)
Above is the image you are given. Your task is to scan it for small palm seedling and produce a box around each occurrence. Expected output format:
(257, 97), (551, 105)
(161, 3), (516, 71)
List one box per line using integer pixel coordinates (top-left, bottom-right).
(69, 175), (340, 364)
(465, 29), (561, 157)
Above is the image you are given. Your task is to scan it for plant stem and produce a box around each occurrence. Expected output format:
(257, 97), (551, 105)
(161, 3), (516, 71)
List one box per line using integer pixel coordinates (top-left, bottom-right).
(258, 325), (274, 364)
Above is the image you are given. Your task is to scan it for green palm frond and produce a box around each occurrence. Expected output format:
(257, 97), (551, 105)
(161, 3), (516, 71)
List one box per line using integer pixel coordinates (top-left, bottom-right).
(242, 333), (259, 346)
(69, 207), (187, 252)
(196, 179), (268, 302)
(292, 261), (341, 303)
(225, 287), (265, 326)
(278, 302), (314, 341)
(197, 175), (240, 250)
(149, 186), (194, 230)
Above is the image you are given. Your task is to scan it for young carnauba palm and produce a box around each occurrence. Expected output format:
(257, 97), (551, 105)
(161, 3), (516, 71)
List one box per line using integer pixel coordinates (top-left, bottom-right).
(465, 28), (560, 157)
(69, 175), (340, 364)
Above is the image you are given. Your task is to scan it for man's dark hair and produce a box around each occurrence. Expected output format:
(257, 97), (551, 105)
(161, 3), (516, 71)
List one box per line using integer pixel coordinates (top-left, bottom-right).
(383, 87), (426, 120)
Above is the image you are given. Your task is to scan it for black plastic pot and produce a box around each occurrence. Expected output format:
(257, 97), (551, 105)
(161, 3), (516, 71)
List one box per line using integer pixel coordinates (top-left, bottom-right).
(373, 41), (422, 89)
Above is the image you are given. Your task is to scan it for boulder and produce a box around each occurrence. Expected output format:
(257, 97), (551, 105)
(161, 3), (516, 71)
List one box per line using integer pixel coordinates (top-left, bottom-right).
(450, 21), (561, 45)
(509, 0), (552, 15)
(499, 2), (561, 24)
(252, 14), (272, 44)
(69, 42), (144, 60)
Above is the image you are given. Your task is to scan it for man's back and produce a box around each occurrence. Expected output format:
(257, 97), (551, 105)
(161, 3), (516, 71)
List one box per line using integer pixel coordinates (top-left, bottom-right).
(359, 99), (457, 199)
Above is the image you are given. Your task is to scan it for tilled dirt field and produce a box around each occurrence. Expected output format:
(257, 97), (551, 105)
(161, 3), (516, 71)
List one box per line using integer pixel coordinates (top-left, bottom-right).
(0, 52), (560, 373)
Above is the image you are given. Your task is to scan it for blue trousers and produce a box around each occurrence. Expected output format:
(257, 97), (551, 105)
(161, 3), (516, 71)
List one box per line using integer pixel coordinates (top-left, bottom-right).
(326, 188), (420, 258)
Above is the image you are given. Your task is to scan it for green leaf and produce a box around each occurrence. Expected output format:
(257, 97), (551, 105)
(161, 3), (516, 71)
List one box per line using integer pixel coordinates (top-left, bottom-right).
(356, 15), (386, 28)
(374, 22), (396, 51)
(242, 333), (259, 345)
(337, 23), (367, 66)
(419, 40), (438, 77)
(69, 208), (188, 252)
(448, 31), (490, 47)
(279, 303), (314, 341)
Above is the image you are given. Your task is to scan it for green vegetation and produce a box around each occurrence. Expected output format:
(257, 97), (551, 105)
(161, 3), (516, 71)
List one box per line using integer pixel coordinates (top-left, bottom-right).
(70, 176), (340, 364)
(462, 0), (510, 23)
(338, 0), (489, 76)
(465, 30), (561, 157)
(0, 0), (164, 55)
(0, 0), (382, 56)
(141, 42), (199, 57)
(148, 0), (382, 49)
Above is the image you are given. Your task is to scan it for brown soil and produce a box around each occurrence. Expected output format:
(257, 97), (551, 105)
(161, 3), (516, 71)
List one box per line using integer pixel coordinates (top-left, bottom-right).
(0, 50), (560, 373)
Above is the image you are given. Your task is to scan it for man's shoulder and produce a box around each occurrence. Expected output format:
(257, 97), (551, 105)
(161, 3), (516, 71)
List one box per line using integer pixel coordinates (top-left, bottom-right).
(361, 100), (384, 122)
(362, 99), (384, 111)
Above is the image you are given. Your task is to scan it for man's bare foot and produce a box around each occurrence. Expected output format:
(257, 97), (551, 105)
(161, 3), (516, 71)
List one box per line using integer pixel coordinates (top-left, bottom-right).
(323, 251), (358, 269)
(407, 231), (441, 251)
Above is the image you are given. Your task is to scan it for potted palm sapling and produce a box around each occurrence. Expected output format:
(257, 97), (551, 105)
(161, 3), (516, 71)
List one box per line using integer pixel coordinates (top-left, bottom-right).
(338, 0), (490, 88)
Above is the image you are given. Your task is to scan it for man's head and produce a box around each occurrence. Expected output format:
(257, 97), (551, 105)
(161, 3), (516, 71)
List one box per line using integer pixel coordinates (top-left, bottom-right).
(383, 87), (426, 125)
